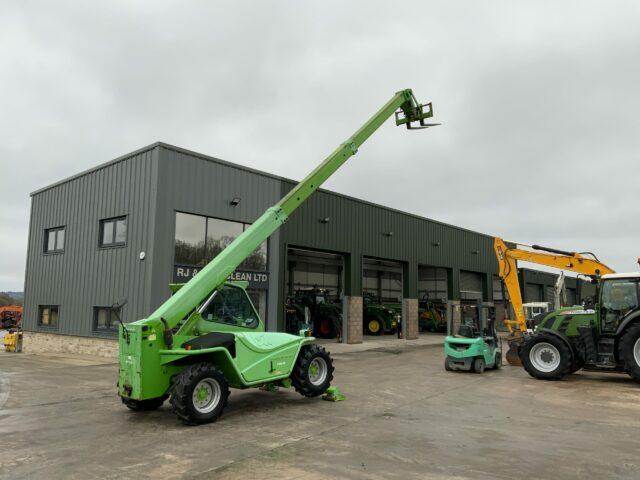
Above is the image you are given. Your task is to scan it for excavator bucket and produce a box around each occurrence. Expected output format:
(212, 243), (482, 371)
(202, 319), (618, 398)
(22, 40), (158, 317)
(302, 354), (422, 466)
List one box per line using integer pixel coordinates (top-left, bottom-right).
(505, 337), (523, 366)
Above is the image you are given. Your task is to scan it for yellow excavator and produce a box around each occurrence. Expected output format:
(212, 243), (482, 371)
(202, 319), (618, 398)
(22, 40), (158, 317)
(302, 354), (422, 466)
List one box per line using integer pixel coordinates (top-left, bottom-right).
(494, 237), (616, 365)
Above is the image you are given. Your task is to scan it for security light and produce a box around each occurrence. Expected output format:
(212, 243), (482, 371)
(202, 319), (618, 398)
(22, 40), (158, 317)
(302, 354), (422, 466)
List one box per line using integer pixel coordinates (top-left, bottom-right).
(230, 197), (241, 206)
(320, 217), (330, 224)
(384, 231), (394, 237)
(432, 241), (441, 247)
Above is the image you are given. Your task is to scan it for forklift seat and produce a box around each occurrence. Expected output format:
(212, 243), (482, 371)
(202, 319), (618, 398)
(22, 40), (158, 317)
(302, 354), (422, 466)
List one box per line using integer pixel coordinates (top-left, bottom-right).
(181, 332), (236, 357)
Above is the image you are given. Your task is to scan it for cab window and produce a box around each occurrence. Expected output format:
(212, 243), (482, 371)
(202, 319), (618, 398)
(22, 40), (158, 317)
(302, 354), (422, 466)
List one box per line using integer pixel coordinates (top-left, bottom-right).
(200, 285), (259, 329)
(601, 279), (639, 332)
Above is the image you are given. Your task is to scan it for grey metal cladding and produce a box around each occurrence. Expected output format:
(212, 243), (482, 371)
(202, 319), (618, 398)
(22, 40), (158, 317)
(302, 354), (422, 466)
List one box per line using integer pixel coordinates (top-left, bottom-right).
(279, 178), (498, 273)
(147, 145), (282, 312)
(23, 147), (159, 336)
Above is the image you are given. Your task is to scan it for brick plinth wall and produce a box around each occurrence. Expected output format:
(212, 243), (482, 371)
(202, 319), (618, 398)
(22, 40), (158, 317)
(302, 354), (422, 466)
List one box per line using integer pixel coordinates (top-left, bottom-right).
(345, 296), (363, 344)
(404, 298), (419, 340)
(23, 331), (118, 358)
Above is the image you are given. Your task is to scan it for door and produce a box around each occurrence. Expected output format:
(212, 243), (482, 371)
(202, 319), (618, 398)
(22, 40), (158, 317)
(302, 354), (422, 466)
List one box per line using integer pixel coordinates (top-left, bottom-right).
(600, 279), (640, 333)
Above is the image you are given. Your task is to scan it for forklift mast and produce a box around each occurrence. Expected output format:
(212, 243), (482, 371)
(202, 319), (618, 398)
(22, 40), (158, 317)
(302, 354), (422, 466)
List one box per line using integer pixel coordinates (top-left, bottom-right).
(138, 90), (437, 331)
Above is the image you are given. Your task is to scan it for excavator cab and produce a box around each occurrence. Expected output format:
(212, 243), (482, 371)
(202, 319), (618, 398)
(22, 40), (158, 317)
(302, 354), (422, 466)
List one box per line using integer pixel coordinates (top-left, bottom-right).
(443, 301), (502, 374)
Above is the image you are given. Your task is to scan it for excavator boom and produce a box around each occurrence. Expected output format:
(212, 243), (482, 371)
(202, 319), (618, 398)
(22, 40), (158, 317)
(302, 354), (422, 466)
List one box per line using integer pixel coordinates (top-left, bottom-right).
(494, 237), (615, 364)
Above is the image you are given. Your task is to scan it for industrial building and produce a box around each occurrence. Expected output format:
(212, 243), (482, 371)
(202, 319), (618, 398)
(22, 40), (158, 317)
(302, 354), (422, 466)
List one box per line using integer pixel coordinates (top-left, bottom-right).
(22, 142), (592, 355)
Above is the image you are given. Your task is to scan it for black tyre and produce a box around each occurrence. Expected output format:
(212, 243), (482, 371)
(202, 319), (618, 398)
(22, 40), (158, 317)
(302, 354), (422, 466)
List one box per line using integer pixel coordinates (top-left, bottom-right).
(444, 357), (453, 371)
(121, 395), (168, 411)
(568, 358), (585, 374)
(520, 334), (571, 380)
(365, 318), (383, 336)
(493, 352), (502, 370)
(473, 358), (485, 374)
(620, 322), (640, 382)
(170, 363), (230, 425)
(291, 344), (334, 397)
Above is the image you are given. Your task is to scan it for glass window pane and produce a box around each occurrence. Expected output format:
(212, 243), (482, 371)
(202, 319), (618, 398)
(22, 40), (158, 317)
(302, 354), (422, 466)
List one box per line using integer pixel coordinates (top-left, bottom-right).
(241, 241), (267, 271)
(51, 307), (59, 326)
(41, 307), (50, 325)
(97, 309), (108, 328)
(201, 286), (258, 328)
(102, 221), (114, 245)
(205, 218), (243, 262)
(175, 213), (207, 265)
(56, 229), (65, 250)
(47, 231), (56, 251)
(115, 219), (126, 244)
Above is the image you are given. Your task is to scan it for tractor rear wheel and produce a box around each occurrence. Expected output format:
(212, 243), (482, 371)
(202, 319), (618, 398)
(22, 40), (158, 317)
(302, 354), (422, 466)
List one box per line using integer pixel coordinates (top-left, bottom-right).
(520, 334), (571, 380)
(365, 318), (383, 336)
(121, 395), (168, 411)
(170, 362), (229, 425)
(620, 322), (640, 382)
(291, 345), (334, 397)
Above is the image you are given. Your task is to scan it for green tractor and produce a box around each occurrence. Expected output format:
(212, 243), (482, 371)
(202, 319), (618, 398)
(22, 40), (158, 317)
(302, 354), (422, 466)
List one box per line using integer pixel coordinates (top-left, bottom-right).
(363, 294), (400, 336)
(444, 302), (502, 373)
(117, 89), (437, 424)
(285, 288), (342, 339)
(418, 293), (446, 333)
(520, 273), (640, 382)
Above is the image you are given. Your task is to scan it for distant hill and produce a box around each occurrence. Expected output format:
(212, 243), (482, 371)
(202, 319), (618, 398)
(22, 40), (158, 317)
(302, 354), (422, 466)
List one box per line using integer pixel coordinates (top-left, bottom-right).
(0, 292), (23, 306)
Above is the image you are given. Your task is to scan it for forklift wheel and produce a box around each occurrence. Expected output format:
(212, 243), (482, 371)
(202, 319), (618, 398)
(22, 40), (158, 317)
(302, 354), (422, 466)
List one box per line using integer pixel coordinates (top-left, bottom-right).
(121, 395), (168, 411)
(291, 344), (334, 397)
(473, 358), (485, 374)
(444, 358), (453, 371)
(493, 352), (502, 370)
(170, 362), (230, 425)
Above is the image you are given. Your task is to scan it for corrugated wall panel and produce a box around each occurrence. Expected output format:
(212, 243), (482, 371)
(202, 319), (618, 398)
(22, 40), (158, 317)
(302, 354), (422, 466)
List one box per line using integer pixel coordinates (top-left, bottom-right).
(23, 148), (158, 337)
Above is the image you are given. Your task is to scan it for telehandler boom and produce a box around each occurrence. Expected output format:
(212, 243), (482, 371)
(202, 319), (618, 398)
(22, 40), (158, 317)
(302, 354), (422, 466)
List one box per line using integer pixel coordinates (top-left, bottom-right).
(493, 237), (615, 365)
(118, 89), (437, 424)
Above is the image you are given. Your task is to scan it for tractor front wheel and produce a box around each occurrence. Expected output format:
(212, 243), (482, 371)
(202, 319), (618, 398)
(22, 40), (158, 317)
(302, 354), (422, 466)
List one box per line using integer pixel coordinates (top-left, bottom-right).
(291, 345), (334, 397)
(170, 363), (230, 425)
(121, 395), (168, 411)
(620, 322), (640, 382)
(365, 318), (382, 336)
(520, 334), (571, 380)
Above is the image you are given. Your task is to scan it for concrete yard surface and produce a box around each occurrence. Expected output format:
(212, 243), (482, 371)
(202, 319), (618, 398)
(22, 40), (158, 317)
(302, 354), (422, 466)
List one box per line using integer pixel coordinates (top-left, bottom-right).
(1, 342), (639, 479)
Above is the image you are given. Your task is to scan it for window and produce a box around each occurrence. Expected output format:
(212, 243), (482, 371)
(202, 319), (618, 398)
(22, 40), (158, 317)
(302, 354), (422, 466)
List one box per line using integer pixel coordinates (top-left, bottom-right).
(174, 212), (267, 270)
(100, 216), (127, 247)
(38, 305), (59, 327)
(44, 227), (65, 253)
(601, 279), (639, 332)
(94, 306), (121, 331)
(200, 285), (259, 329)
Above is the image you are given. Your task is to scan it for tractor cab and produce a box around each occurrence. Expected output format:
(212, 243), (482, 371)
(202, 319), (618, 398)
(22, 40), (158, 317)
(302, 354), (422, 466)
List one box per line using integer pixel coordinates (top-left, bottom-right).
(599, 274), (640, 334)
(443, 301), (502, 373)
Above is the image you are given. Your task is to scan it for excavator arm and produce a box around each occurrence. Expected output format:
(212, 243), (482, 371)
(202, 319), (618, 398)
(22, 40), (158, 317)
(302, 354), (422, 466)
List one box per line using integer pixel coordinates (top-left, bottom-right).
(494, 237), (615, 364)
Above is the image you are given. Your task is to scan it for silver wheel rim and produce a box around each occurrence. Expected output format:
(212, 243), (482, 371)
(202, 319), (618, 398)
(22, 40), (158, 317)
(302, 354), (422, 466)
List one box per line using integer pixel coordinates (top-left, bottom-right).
(308, 357), (328, 386)
(192, 378), (221, 414)
(530, 342), (561, 373)
(634, 338), (640, 367)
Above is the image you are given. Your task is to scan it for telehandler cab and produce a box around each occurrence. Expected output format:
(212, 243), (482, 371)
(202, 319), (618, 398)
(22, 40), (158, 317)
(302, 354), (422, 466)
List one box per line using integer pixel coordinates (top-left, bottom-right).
(118, 89), (438, 424)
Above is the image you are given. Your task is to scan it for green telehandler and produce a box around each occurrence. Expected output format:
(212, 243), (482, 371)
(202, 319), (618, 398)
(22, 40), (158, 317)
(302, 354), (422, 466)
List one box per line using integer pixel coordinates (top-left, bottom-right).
(117, 89), (438, 424)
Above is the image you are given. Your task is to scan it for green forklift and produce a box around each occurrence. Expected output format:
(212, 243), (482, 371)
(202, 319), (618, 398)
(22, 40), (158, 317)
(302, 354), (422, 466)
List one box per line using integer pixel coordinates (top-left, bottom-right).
(444, 301), (502, 373)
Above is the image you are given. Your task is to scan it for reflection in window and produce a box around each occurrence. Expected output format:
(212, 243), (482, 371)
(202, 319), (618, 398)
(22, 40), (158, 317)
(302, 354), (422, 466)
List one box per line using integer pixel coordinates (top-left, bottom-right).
(175, 213), (207, 265)
(100, 216), (127, 247)
(174, 212), (267, 271)
(39, 305), (59, 327)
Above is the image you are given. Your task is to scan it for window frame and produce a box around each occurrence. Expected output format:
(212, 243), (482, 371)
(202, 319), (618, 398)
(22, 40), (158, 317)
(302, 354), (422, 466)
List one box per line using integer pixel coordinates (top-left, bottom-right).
(44, 226), (66, 254)
(99, 216), (127, 248)
(93, 306), (122, 333)
(38, 305), (60, 328)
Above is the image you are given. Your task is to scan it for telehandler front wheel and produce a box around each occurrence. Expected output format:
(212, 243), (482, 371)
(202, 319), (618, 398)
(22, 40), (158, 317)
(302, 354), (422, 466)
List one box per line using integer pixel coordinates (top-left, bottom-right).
(520, 334), (571, 380)
(291, 344), (334, 397)
(170, 362), (230, 425)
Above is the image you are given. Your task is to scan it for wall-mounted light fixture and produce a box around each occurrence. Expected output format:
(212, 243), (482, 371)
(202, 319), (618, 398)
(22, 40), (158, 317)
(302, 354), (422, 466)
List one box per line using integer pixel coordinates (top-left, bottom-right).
(230, 197), (241, 206)
(471, 250), (480, 255)
(320, 217), (330, 224)
(384, 231), (394, 237)
(432, 241), (441, 247)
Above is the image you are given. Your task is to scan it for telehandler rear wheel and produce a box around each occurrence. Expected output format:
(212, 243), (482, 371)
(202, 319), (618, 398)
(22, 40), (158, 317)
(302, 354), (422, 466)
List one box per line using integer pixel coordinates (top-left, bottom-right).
(121, 395), (168, 411)
(291, 345), (334, 397)
(170, 362), (230, 425)
(520, 334), (571, 380)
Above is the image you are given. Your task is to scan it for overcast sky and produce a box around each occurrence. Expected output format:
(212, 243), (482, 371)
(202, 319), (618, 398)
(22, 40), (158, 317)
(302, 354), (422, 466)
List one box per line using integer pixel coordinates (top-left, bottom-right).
(1, 1), (639, 291)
